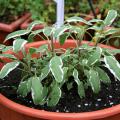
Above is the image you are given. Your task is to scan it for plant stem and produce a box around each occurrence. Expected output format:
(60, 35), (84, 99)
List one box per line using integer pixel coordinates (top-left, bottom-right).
(50, 34), (55, 56)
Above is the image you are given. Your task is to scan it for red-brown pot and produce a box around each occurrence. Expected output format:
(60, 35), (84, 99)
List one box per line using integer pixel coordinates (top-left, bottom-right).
(0, 40), (120, 120)
(0, 13), (31, 45)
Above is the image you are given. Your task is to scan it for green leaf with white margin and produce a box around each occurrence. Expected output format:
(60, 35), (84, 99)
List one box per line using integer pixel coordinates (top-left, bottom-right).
(89, 69), (100, 94)
(49, 56), (63, 83)
(27, 20), (44, 31)
(17, 79), (32, 97)
(104, 28), (119, 36)
(0, 61), (19, 79)
(59, 32), (69, 45)
(89, 19), (103, 23)
(28, 29), (43, 42)
(0, 54), (17, 59)
(47, 84), (61, 106)
(96, 67), (111, 84)
(39, 86), (48, 105)
(5, 30), (29, 42)
(39, 65), (50, 81)
(53, 25), (70, 38)
(73, 69), (85, 98)
(106, 49), (120, 55)
(104, 56), (120, 81)
(36, 44), (48, 53)
(66, 16), (92, 25)
(2, 46), (12, 52)
(88, 47), (102, 65)
(43, 27), (52, 36)
(104, 10), (117, 26)
(31, 76), (43, 105)
(13, 39), (27, 52)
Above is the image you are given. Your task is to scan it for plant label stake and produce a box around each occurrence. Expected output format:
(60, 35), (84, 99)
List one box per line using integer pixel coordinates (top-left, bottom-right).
(54, 0), (64, 28)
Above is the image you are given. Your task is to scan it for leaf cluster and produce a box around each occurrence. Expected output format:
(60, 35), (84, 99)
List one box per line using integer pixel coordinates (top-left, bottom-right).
(1, 10), (120, 107)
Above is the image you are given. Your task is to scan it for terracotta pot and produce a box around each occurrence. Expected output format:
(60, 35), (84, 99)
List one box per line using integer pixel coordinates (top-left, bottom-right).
(0, 13), (31, 45)
(0, 40), (120, 120)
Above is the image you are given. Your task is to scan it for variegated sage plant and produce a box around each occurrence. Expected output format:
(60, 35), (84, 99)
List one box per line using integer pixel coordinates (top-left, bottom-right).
(1, 10), (120, 106)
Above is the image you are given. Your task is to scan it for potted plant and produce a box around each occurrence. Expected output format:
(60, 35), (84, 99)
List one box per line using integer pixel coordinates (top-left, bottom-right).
(1, 10), (120, 120)
(0, 0), (30, 45)
(20, 0), (99, 29)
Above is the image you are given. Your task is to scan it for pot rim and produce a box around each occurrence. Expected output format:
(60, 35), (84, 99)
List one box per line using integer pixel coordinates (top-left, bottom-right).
(0, 40), (119, 120)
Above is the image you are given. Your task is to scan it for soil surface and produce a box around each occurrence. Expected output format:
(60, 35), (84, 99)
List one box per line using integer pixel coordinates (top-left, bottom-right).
(0, 66), (120, 113)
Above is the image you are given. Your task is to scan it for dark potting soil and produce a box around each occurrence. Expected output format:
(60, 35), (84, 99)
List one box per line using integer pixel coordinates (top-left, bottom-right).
(0, 66), (120, 113)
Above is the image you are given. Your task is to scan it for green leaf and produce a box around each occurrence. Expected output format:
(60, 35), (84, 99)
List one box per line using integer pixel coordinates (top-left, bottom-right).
(36, 44), (48, 53)
(0, 61), (19, 79)
(59, 33), (69, 45)
(73, 69), (85, 98)
(0, 54), (17, 59)
(104, 28), (119, 36)
(43, 27), (52, 36)
(13, 39), (27, 52)
(89, 69), (100, 94)
(96, 67), (111, 84)
(5, 30), (29, 42)
(27, 20), (44, 31)
(47, 84), (61, 106)
(104, 56), (120, 81)
(2, 46), (12, 52)
(17, 79), (31, 97)
(88, 47), (102, 65)
(104, 10), (117, 26)
(39, 86), (48, 105)
(28, 29), (43, 42)
(39, 65), (50, 81)
(53, 25), (70, 38)
(66, 16), (92, 25)
(89, 19), (103, 23)
(106, 49), (120, 55)
(29, 48), (36, 55)
(49, 56), (63, 83)
(31, 76), (43, 105)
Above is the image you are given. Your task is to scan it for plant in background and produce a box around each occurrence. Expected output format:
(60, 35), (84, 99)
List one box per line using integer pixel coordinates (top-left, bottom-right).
(0, 0), (28, 23)
(1, 10), (120, 107)
(25, 0), (56, 24)
(65, 0), (90, 18)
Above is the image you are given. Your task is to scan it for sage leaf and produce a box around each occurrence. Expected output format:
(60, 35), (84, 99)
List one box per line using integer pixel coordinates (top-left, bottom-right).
(17, 79), (31, 97)
(47, 84), (61, 106)
(0, 61), (19, 79)
(49, 56), (63, 83)
(104, 10), (117, 26)
(73, 69), (85, 98)
(96, 67), (111, 84)
(5, 30), (29, 42)
(31, 77), (43, 105)
(89, 69), (100, 94)
(0, 54), (17, 59)
(39, 65), (50, 81)
(53, 25), (70, 38)
(43, 27), (52, 36)
(59, 33), (69, 45)
(88, 47), (102, 65)
(66, 16), (92, 25)
(13, 39), (27, 52)
(27, 20), (44, 31)
(104, 56), (120, 81)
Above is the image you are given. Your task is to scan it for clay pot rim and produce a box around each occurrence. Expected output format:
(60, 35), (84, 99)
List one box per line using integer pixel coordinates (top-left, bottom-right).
(0, 40), (119, 120)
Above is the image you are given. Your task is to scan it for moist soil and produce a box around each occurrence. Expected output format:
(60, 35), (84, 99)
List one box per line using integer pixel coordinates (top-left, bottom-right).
(0, 66), (120, 113)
